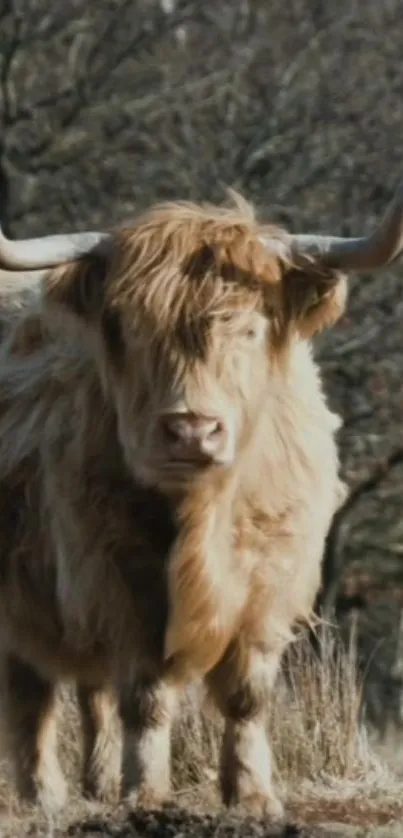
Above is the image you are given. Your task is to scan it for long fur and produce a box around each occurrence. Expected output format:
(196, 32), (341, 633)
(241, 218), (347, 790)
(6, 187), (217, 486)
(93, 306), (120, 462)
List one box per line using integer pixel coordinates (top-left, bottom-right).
(0, 192), (346, 814)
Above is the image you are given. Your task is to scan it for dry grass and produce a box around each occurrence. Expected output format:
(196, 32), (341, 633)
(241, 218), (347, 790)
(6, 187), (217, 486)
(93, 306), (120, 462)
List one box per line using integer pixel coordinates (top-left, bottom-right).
(273, 625), (371, 785)
(172, 627), (402, 821)
(0, 628), (401, 836)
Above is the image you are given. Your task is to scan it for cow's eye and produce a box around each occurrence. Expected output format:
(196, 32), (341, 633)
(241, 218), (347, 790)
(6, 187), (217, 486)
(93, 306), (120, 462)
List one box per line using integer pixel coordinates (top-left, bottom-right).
(240, 318), (268, 344)
(238, 325), (259, 342)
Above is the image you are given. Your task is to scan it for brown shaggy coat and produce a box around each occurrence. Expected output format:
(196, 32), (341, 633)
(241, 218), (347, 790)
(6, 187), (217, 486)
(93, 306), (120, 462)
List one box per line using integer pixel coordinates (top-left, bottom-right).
(0, 194), (345, 818)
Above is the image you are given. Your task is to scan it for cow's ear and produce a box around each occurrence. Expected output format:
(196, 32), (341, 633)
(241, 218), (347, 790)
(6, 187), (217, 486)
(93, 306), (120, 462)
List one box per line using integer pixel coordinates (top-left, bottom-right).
(280, 264), (348, 340)
(44, 250), (125, 361)
(44, 250), (109, 321)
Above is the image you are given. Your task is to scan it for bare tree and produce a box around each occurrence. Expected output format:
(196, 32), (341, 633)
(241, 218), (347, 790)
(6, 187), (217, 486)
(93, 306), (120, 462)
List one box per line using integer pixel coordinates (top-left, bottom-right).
(317, 448), (403, 618)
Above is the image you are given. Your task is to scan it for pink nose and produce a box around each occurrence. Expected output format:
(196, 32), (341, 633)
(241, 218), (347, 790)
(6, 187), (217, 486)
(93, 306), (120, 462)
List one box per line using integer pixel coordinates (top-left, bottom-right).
(160, 412), (226, 460)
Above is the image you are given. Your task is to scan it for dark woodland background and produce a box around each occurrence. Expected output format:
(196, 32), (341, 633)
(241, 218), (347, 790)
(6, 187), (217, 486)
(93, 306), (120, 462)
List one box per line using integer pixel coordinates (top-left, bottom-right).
(1, 0), (403, 728)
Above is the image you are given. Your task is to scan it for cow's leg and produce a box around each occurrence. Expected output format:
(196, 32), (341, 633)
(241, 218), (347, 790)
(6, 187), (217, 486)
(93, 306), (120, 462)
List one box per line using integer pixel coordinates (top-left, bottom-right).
(119, 673), (176, 808)
(206, 642), (284, 820)
(2, 654), (66, 812)
(77, 683), (122, 803)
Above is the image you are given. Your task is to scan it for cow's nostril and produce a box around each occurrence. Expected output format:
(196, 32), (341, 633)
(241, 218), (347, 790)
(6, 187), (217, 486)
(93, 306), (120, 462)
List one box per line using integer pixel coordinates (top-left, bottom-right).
(165, 426), (179, 443)
(209, 420), (223, 438)
(160, 417), (185, 444)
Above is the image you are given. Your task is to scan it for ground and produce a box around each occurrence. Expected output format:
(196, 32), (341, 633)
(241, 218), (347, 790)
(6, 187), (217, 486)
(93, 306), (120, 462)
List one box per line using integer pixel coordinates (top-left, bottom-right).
(6, 801), (403, 838)
(57, 805), (403, 838)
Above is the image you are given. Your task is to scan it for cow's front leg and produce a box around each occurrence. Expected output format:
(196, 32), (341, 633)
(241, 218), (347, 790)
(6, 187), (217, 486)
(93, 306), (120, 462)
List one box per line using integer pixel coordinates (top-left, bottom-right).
(77, 683), (122, 803)
(206, 641), (284, 821)
(119, 673), (177, 808)
(1, 654), (67, 813)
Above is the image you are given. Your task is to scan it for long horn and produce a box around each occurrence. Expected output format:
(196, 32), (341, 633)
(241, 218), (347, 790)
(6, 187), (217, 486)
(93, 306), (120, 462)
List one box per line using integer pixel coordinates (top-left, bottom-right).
(0, 226), (112, 271)
(289, 181), (403, 271)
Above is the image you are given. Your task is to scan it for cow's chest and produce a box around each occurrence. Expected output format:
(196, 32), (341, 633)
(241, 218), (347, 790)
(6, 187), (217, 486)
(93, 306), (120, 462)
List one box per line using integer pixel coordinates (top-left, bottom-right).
(74, 477), (178, 664)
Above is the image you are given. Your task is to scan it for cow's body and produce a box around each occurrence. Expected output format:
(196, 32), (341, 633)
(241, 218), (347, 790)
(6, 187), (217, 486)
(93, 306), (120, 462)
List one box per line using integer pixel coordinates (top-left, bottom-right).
(0, 197), (347, 819)
(0, 299), (341, 678)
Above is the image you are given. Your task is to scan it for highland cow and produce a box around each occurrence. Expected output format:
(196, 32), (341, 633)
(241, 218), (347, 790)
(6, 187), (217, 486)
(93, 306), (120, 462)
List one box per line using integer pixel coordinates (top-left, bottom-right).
(0, 184), (402, 819)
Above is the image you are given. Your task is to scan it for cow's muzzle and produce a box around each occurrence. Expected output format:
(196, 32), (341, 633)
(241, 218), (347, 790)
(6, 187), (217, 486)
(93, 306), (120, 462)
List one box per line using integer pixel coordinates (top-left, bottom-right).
(159, 411), (228, 466)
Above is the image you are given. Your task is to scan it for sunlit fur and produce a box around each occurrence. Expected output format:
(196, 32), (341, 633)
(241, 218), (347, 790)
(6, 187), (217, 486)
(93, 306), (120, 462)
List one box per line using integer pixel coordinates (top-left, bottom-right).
(0, 192), (346, 817)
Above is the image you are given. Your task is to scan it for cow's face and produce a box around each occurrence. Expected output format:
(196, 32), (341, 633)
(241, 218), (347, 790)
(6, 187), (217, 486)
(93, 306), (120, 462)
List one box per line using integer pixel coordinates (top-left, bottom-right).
(114, 285), (272, 490)
(45, 198), (347, 491)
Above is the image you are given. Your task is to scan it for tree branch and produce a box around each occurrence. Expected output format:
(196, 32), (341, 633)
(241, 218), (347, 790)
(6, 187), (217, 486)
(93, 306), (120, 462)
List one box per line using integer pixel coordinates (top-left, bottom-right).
(317, 447), (403, 617)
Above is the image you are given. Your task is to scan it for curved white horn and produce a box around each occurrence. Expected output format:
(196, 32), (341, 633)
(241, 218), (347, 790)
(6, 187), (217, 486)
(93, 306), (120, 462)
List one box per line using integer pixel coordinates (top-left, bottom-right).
(288, 181), (403, 272)
(0, 226), (112, 271)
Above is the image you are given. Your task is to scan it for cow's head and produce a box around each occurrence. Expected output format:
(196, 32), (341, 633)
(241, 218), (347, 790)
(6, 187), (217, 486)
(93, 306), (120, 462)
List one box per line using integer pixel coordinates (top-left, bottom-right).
(2, 184), (403, 492)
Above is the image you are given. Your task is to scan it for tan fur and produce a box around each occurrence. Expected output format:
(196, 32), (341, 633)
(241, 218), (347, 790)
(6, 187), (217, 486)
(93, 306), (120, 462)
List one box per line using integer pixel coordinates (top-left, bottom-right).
(0, 193), (345, 817)
(77, 684), (122, 803)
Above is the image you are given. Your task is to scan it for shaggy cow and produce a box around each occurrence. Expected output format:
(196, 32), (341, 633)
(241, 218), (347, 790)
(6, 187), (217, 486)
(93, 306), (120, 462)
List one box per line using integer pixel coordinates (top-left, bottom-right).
(0, 184), (402, 819)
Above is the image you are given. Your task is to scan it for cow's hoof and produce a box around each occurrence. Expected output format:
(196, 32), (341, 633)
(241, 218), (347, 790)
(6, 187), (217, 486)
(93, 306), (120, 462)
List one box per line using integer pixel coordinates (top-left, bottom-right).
(36, 771), (68, 815)
(228, 790), (285, 821)
(82, 773), (122, 804)
(127, 785), (170, 810)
